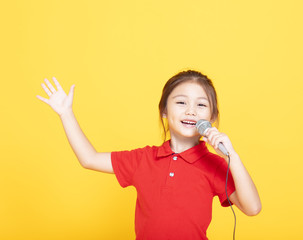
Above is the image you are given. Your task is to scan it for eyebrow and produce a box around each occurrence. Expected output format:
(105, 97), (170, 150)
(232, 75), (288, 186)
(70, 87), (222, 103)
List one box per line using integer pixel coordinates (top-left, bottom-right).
(172, 94), (209, 101)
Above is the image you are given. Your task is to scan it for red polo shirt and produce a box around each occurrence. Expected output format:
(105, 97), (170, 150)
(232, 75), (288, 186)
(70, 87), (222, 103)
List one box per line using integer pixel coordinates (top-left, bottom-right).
(111, 140), (235, 240)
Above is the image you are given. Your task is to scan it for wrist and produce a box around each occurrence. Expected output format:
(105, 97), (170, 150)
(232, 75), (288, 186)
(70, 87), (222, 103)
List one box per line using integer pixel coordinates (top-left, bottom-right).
(226, 150), (240, 161)
(59, 108), (74, 119)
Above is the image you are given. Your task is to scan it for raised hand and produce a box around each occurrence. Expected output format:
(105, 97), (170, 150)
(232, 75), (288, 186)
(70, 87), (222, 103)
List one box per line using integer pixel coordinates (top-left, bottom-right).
(37, 77), (75, 116)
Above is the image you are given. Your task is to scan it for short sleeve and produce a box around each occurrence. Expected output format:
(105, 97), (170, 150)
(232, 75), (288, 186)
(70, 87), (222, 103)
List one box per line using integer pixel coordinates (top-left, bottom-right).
(213, 159), (236, 207)
(111, 148), (144, 188)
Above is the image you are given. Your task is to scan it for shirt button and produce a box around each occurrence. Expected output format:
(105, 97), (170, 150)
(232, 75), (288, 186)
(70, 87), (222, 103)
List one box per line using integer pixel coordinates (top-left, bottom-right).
(173, 156), (178, 160)
(169, 172), (175, 177)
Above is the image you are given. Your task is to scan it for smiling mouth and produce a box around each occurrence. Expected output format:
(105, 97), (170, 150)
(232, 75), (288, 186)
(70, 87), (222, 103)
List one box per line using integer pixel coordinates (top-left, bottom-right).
(181, 120), (196, 126)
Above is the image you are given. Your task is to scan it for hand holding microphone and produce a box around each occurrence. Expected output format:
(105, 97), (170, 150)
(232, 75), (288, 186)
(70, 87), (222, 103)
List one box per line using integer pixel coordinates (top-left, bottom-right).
(196, 119), (230, 157)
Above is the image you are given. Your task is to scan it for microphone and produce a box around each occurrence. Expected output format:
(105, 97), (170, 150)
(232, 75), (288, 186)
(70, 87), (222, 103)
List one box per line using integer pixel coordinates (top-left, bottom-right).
(196, 119), (229, 156)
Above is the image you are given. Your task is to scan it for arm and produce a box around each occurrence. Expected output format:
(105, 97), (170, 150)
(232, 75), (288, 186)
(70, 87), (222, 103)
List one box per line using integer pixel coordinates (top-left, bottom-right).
(225, 152), (261, 216)
(37, 77), (114, 173)
(203, 127), (262, 216)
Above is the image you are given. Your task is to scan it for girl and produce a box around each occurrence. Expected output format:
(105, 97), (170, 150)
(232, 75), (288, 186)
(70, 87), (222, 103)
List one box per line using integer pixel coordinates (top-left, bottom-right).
(37, 70), (261, 240)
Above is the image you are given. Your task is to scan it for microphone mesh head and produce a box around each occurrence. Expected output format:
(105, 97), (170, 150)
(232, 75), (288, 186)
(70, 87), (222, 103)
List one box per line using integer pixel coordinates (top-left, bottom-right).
(196, 119), (212, 136)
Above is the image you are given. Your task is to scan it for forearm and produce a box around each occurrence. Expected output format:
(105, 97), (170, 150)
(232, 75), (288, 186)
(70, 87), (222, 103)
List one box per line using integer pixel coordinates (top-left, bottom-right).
(228, 151), (262, 216)
(60, 110), (97, 168)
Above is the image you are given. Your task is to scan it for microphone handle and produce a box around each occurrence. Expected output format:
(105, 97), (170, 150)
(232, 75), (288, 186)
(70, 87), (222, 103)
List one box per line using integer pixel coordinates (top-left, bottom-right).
(218, 142), (229, 156)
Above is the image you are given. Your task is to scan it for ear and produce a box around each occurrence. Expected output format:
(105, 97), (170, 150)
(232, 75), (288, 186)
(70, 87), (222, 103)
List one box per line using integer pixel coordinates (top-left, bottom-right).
(162, 108), (167, 118)
(210, 116), (217, 124)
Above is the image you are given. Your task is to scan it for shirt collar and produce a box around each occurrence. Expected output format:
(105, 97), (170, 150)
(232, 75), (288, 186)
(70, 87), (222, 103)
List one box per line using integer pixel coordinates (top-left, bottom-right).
(156, 140), (209, 163)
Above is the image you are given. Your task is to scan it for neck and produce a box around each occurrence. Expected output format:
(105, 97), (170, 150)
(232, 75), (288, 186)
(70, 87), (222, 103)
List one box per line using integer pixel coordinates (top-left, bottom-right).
(169, 136), (200, 153)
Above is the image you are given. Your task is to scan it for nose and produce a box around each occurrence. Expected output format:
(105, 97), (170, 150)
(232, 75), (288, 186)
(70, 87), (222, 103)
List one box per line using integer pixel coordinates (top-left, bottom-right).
(185, 104), (197, 116)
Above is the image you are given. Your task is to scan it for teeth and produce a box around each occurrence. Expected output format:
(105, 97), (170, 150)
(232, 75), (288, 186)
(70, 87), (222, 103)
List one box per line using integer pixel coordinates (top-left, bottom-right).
(182, 121), (196, 125)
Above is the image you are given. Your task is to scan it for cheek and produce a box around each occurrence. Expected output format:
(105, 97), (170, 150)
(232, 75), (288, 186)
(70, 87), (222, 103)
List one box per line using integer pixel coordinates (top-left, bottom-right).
(198, 109), (212, 120)
(166, 105), (180, 117)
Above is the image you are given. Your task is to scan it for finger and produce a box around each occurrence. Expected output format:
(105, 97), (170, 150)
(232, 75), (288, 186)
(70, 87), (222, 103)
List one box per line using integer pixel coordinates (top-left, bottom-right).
(36, 95), (49, 104)
(213, 135), (223, 149)
(205, 128), (217, 140)
(41, 83), (52, 97)
(207, 127), (219, 135)
(67, 85), (75, 104)
(68, 84), (75, 97)
(209, 132), (222, 147)
(67, 85), (75, 101)
(44, 78), (57, 93)
(204, 127), (217, 138)
(52, 77), (63, 91)
(214, 134), (228, 150)
(211, 135), (219, 147)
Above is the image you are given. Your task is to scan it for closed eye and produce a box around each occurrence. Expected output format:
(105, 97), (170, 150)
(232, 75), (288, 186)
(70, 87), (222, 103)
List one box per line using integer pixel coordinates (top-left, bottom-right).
(176, 101), (185, 105)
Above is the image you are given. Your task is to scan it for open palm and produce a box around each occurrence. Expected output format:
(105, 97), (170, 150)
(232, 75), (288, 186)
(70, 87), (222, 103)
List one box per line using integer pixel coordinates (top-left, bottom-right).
(37, 77), (75, 116)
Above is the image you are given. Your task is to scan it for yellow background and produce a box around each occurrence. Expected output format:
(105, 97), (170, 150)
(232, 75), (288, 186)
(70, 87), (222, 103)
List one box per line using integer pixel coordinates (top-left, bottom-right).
(1, 0), (302, 239)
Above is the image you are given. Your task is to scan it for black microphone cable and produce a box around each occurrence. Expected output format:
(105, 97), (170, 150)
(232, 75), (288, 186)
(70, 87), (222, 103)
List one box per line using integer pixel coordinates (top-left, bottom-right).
(226, 153), (236, 240)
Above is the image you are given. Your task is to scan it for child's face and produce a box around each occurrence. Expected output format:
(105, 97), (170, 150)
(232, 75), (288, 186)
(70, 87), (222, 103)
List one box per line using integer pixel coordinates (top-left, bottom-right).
(164, 81), (212, 140)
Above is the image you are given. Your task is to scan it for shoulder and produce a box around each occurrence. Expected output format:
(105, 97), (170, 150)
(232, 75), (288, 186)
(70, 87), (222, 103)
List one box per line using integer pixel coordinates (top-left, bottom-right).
(111, 143), (162, 187)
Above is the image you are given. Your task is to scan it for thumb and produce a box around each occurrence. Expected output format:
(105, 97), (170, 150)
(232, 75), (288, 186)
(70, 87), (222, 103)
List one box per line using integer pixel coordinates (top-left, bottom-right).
(66, 84), (75, 105)
(68, 84), (75, 98)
